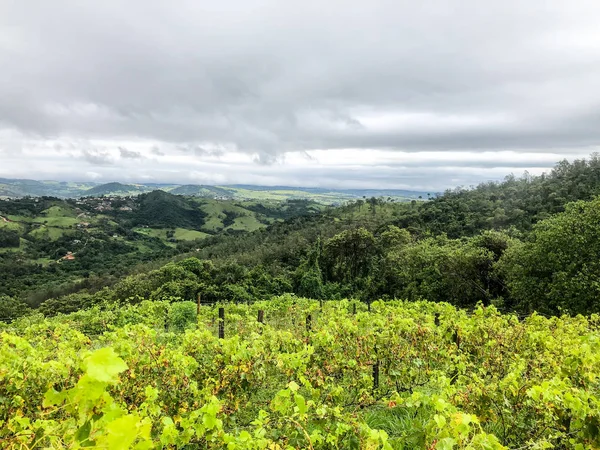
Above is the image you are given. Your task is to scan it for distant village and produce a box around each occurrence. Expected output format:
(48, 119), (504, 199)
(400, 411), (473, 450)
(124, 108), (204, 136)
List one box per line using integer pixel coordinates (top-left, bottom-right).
(72, 196), (136, 213)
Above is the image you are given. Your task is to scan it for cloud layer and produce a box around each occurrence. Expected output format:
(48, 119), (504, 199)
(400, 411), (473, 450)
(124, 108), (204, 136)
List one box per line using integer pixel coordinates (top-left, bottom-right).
(1, 0), (600, 189)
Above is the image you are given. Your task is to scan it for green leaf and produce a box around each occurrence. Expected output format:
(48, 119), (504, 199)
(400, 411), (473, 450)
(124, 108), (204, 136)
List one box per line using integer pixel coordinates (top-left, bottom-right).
(295, 394), (307, 415)
(436, 437), (457, 450)
(203, 412), (219, 430)
(433, 414), (446, 428)
(75, 420), (92, 444)
(84, 347), (128, 383)
(101, 414), (140, 450)
(238, 430), (251, 442)
(42, 388), (65, 408)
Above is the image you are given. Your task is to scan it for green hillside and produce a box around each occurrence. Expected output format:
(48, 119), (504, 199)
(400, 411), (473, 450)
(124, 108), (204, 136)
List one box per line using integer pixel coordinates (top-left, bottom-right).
(82, 182), (152, 197)
(169, 184), (232, 198)
(132, 191), (207, 230)
(0, 192), (326, 304)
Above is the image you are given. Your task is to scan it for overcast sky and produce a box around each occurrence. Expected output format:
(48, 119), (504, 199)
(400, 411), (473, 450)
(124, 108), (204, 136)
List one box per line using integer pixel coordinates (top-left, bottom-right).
(1, 1), (600, 190)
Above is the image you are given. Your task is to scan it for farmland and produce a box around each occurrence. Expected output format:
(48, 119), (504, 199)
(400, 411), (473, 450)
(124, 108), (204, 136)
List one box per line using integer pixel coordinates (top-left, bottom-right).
(1, 297), (598, 448)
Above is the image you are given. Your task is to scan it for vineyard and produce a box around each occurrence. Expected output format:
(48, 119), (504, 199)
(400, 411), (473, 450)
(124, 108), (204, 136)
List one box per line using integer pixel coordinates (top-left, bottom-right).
(2, 296), (600, 449)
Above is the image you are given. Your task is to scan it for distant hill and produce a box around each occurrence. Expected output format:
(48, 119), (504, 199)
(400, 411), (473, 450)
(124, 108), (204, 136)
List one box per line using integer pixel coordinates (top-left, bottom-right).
(0, 179), (96, 198)
(0, 177), (430, 204)
(82, 182), (152, 197)
(226, 185), (429, 197)
(132, 191), (207, 229)
(170, 185), (232, 198)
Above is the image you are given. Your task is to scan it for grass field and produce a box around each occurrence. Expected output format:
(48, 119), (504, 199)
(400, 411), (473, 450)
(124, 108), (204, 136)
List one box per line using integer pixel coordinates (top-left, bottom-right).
(0, 219), (23, 231)
(42, 205), (77, 218)
(195, 198), (271, 232)
(228, 215), (265, 231)
(28, 226), (69, 240)
(133, 227), (209, 242)
(220, 187), (355, 204)
(173, 228), (209, 240)
(31, 216), (79, 227)
(132, 228), (169, 239)
(5, 206), (80, 227)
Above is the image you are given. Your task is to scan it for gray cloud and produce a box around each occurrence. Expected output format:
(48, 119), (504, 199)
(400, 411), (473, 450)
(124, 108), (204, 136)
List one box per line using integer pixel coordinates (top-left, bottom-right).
(150, 145), (164, 156)
(1, 1), (600, 188)
(253, 153), (281, 165)
(173, 143), (226, 158)
(119, 146), (143, 159)
(82, 148), (113, 166)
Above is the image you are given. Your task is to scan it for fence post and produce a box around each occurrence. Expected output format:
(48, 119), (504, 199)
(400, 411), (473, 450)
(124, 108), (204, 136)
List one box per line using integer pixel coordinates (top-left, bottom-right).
(306, 314), (312, 333)
(164, 310), (169, 332)
(352, 303), (356, 315)
(453, 328), (460, 349)
(367, 300), (371, 312)
(258, 310), (264, 324)
(218, 307), (225, 339)
(373, 343), (379, 391)
(197, 293), (201, 316)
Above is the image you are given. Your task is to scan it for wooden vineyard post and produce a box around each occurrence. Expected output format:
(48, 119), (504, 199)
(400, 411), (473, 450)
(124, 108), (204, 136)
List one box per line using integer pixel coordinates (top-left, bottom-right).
(367, 300), (371, 312)
(453, 328), (460, 349)
(450, 328), (460, 385)
(434, 312), (440, 327)
(352, 303), (356, 315)
(218, 307), (225, 339)
(319, 299), (323, 309)
(164, 310), (169, 332)
(306, 314), (312, 333)
(257, 310), (264, 324)
(373, 361), (380, 391)
(373, 343), (379, 391)
(197, 293), (201, 316)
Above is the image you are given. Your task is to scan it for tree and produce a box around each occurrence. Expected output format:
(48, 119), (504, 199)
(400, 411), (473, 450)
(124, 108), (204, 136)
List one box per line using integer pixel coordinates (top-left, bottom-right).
(375, 235), (496, 307)
(379, 225), (411, 251)
(498, 197), (600, 315)
(322, 228), (377, 283)
(296, 239), (324, 299)
(0, 295), (31, 321)
(0, 229), (20, 248)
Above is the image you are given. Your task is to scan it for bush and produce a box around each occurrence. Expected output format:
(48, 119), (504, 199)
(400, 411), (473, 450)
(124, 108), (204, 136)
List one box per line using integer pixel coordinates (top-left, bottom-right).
(0, 295), (31, 321)
(168, 301), (197, 332)
(0, 229), (20, 248)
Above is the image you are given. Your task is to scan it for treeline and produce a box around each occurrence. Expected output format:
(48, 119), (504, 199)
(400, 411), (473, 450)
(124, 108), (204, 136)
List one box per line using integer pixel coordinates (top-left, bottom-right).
(398, 154), (600, 236)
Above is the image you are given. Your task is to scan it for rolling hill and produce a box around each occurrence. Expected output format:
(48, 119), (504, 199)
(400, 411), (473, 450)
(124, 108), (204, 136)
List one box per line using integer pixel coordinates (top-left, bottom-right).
(0, 178), (429, 204)
(82, 182), (153, 197)
(132, 191), (208, 230)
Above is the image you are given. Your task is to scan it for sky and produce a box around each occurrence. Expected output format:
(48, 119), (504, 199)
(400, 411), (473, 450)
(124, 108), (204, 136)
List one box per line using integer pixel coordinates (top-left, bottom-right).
(1, 1), (600, 191)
